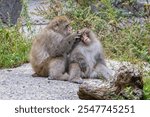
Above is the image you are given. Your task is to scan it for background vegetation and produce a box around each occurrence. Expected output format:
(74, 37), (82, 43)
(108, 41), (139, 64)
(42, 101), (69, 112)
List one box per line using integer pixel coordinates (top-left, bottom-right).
(0, 25), (30, 68)
(35, 0), (150, 63)
(0, 0), (31, 68)
(0, 0), (149, 99)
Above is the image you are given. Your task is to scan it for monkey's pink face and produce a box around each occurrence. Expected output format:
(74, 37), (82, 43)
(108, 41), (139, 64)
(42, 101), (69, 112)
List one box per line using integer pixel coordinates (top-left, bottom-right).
(81, 34), (91, 45)
(66, 25), (72, 35)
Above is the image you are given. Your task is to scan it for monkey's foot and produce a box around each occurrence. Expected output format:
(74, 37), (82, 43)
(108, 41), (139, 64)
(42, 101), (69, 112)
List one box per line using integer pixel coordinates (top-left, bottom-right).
(70, 77), (83, 84)
(32, 73), (48, 78)
(48, 73), (69, 81)
(60, 73), (70, 81)
(32, 73), (39, 77)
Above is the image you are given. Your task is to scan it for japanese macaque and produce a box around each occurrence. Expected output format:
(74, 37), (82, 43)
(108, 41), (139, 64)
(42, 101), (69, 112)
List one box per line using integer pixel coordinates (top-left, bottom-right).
(69, 28), (113, 83)
(30, 16), (81, 81)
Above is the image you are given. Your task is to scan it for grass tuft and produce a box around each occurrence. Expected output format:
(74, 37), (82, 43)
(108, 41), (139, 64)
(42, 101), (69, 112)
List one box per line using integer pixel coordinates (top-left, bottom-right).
(0, 26), (31, 68)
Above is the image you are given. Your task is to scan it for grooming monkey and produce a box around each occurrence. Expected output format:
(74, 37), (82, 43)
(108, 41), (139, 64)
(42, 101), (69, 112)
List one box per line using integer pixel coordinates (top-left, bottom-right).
(30, 16), (81, 81)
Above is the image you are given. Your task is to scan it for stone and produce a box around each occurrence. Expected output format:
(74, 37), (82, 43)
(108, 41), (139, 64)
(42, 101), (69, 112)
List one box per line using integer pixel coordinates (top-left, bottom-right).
(78, 65), (144, 100)
(0, 0), (22, 25)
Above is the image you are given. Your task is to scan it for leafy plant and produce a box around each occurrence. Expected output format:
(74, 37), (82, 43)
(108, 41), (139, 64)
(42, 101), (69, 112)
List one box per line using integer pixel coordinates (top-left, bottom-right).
(143, 78), (150, 99)
(0, 26), (31, 68)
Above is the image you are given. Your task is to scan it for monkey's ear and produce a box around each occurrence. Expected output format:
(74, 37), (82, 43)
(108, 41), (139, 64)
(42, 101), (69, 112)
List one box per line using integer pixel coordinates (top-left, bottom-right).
(52, 21), (59, 31)
(55, 20), (60, 26)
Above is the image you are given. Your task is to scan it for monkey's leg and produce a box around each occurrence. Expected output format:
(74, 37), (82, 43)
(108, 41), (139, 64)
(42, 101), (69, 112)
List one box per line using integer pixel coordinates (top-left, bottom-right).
(79, 59), (90, 78)
(71, 55), (90, 78)
(48, 58), (69, 81)
(32, 73), (39, 77)
(31, 64), (49, 77)
(69, 63), (83, 84)
(91, 63), (113, 80)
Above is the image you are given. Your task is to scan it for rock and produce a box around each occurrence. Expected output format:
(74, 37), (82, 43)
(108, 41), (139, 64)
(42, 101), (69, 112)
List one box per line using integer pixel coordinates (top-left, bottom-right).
(88, 0), (150, 17)
(0, 0), (22, 25)
(78, 65), (144, 100)
(112, 0), (150, 17)
(78, 79), (117, 100)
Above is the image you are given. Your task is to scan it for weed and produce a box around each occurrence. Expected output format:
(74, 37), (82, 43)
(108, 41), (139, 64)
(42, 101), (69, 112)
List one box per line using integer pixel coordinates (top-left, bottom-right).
(0, 25), (31, 68)
(143, 78), (150, 99)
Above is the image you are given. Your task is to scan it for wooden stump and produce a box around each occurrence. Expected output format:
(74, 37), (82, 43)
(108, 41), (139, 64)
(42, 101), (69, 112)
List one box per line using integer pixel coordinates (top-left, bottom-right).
(78, 65), (144, 100)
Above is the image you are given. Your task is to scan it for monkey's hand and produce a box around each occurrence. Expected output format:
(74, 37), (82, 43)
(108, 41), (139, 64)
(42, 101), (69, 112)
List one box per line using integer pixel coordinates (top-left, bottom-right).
(74, 31), (82, 42)
(59, 32), (82, 54)
(79, 60), (90, 78)
(80, 28), (91, 35)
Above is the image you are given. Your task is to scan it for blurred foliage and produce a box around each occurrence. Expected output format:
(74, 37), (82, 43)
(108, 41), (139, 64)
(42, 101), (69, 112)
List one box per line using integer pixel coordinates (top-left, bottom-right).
(0, 0), (31, 68)
(35, 0), (150, 63)
(20, 0), (32, 30)
(0, 25), (31, 68)
(143, 78), (150, 99)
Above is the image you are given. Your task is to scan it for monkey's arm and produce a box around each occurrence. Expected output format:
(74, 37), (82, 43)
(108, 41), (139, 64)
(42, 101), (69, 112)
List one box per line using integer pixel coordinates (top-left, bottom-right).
(70, 53), (90, 78)
(58, 32), (81, 54)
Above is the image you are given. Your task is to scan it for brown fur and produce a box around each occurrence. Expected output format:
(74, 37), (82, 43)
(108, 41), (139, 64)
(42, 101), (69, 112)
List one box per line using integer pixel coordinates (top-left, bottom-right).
(30, 16), (81, 81)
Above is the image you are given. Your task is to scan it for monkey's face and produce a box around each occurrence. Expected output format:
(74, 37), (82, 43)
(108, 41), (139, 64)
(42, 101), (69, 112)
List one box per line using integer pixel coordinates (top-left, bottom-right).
(81, 33), (91, 45)
(65, 24), (72, 35)
(57, 22), (72, 36)
(64, 23), (72, 35)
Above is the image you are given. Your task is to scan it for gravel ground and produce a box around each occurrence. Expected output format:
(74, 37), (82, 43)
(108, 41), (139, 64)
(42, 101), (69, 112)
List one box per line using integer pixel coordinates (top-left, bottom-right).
(0, 61), (149, 100)
(0, 64), (80, 100)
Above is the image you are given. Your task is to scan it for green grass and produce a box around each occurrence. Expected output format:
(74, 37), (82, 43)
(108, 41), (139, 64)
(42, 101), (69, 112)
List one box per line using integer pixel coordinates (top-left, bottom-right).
(0, 26), (31, 68)
(67, 6), (150, 63)
(0, 0), (31, 68)
(35, 0), (150, 63)
(143, 74), (150, 99)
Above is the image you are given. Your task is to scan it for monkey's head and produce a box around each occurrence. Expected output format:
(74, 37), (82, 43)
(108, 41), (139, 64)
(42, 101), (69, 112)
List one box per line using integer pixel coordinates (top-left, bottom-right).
(79, 28), (91, 45)
(50, 16), (72, 36)
(81, 32), (91, 45)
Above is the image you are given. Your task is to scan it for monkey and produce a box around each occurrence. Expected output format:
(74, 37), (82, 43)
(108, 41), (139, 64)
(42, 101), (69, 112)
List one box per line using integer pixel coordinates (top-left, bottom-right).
(29, 16), (81, 82)
(68, 28), (113, 83)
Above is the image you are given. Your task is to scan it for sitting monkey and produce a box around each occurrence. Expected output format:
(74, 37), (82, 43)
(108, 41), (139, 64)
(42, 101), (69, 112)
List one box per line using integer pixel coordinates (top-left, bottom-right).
(30, 16), (81, 81)
(68, 28), (113, 83)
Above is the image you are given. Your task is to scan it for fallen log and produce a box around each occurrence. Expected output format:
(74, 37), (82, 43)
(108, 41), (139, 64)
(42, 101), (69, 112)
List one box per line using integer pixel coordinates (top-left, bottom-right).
(78, 65), (144, 100)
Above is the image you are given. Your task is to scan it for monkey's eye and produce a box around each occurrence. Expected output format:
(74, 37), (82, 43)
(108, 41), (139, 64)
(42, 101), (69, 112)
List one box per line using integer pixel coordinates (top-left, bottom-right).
(64, 22), (70, 28)
(65, 24), (69, 28)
